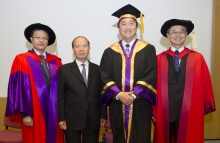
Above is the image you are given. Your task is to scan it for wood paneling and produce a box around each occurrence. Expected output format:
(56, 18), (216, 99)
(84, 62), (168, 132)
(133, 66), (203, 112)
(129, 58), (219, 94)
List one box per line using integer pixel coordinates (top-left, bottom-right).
(0, 97), (7, 130)
(204, 0), (220, 139)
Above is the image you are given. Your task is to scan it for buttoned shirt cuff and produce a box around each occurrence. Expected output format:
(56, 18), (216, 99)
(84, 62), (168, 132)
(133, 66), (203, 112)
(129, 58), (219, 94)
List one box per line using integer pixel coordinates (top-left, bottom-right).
(116, 92), (122, 100)
(116, 92), (136, 100)
(132, 94), (136, 99)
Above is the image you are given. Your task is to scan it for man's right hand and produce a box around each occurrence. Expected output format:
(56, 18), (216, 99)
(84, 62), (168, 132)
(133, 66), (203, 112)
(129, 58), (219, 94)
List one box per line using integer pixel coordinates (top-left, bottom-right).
(118, 92), (134, 106)
(59, 121), (67, 130)
(23, 116), (33, 127)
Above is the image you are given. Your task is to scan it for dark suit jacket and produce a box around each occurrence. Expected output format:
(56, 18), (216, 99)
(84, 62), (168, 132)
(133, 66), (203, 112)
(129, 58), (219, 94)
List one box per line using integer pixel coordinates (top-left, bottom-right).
(58, 60), (106, 130)
(167, 53), (189, 122)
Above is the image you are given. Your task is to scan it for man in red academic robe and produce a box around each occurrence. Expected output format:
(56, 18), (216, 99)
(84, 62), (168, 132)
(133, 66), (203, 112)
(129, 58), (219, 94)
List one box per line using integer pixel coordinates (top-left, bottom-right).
(153, 19), (216, 143)
(5, 23), (64, 143)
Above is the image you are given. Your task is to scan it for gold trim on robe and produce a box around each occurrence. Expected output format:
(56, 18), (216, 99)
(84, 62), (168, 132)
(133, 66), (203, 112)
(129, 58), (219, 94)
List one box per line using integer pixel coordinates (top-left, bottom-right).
(136, 81), (157, 94)
(102, 81), (116, 94)
(110, 40), (148, 143)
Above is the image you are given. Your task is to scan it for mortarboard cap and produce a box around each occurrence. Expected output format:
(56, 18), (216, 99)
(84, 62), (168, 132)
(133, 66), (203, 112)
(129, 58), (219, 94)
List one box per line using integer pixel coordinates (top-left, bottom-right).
(161, 19), (196, 50)
(112, 4), (145, 33)
(160, 19), (194, 37)
(24, 23), (56, 46)
(112, 4), (144, 19)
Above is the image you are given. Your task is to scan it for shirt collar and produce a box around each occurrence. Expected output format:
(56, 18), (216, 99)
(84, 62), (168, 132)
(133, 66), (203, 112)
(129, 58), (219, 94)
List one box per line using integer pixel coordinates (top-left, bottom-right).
(171, 46), (185, 53)
(33, 48), (46, 58)
(122, 38), (136, 49)
(75, 59), (89, 67)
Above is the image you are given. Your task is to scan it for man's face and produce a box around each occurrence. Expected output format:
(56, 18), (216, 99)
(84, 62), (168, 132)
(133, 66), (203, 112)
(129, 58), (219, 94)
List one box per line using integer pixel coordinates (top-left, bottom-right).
(119, 18), (137, 41)
(167, 25), (187, 49)
(30, 30), (49, 53)
(72, 37), (90, 62)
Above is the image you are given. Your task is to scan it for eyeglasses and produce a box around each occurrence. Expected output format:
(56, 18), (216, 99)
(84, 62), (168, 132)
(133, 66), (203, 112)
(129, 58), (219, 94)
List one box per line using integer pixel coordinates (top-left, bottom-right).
(168, 31), (186, 36)
(32, 36), (49, 41)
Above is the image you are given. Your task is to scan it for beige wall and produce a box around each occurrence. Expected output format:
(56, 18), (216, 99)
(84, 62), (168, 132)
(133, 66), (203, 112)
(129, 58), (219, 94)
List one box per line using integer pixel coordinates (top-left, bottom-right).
(1, 1), (219, 140)
(204, 0), (220, 139)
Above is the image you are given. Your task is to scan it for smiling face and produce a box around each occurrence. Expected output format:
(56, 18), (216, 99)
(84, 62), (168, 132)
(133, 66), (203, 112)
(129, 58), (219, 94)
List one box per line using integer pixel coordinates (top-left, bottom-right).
(72, 36), (90, 63)
(30, 30), (49, 54)
(167, 25), (187, 49)
(118, 18), (137, 43)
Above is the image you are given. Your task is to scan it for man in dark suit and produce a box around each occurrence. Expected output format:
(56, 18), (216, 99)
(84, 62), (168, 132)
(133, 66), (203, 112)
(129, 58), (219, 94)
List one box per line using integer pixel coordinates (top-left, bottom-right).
(58, 36), (106, 143)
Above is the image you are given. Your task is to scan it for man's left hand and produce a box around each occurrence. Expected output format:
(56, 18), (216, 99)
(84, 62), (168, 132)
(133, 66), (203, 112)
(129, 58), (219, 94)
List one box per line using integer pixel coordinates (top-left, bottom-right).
(100, 119), (106, 127)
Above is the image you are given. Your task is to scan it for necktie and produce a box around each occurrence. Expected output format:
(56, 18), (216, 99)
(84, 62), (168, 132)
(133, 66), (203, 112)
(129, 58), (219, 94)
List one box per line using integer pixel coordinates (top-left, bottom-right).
(125, 44), (130, 57)
(39, 55), (50, 78)
(174, 50), (180, 72)
(81, 64), (87, 86)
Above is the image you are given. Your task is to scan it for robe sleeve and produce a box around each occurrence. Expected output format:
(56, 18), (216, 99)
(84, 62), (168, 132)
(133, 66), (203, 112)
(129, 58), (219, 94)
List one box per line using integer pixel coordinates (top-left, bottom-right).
(100, 48), (121, 106)
(5, 54), (33, 122)
(133, 45), (157, 105)
(201, 56), (216, 114)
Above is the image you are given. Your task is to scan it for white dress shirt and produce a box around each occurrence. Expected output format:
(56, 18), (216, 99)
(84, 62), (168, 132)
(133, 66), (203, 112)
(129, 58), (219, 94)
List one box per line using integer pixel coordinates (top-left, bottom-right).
(33, 48), (47, 58)
(122, 38), (136, 52)
(75, 59), (89, 80)
(171, 46), (184, 64)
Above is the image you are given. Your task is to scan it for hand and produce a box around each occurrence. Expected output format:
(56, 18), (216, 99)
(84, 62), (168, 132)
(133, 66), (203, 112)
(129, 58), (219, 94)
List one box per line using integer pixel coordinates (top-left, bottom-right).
(100, 119), (106, 127)
(23, 116), (33, 127)
(152, 116), (156, 126)
(59, 121), (67, 130)
(118, 92), (134, 106)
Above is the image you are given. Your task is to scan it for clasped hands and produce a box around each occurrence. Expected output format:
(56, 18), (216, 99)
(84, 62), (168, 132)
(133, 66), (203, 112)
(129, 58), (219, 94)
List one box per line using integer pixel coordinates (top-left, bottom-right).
(118, 91), (134, 106)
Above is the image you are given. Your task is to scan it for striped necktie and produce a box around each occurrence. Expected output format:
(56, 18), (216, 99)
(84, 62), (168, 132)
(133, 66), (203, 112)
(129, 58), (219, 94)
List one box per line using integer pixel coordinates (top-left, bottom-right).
(125, 44), (130, 57)
(81, 63), (87, 86)
(39, 55), (50, 78)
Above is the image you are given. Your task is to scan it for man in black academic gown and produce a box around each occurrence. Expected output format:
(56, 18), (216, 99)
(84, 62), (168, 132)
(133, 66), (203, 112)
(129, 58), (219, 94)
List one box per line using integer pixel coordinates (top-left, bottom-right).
(100, 4), (157, 143)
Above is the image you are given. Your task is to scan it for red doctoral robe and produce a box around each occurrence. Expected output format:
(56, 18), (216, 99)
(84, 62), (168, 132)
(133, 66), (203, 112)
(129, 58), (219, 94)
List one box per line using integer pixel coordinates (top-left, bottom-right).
(5, 51), (64, 143)
(154, 48), (216, 143)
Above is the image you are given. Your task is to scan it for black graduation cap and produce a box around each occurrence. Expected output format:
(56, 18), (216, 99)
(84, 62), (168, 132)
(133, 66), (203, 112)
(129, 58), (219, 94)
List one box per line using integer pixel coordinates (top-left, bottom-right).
(161, 19), (194, 37)
(112, 4), (144, 19)
(24, 23), (56, 46)
(161, 19), (197, 50)
(112, 4), (145, 33)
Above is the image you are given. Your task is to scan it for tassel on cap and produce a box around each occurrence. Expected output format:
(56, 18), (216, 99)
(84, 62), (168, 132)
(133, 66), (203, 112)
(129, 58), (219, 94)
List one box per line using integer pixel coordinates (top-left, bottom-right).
(140, 12), (144, 33)
(191, 29), (196, 50)
(112, 4), (145, 34)
(54, 39), (57, 46)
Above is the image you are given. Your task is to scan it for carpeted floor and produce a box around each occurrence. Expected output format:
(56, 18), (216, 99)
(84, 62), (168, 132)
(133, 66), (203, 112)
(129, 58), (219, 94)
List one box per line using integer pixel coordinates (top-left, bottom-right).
(205, 140), (220, 143)
(100, 140), (220, 143)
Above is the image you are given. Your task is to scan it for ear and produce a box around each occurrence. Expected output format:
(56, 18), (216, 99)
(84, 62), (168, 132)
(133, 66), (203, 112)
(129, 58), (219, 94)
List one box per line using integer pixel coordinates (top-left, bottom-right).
(30, 37), (33, 43)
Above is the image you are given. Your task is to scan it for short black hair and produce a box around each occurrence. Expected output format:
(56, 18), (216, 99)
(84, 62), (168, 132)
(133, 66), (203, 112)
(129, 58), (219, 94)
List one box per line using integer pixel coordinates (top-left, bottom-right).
(72, 36), (90, 48)
(117, 17), (138, 28)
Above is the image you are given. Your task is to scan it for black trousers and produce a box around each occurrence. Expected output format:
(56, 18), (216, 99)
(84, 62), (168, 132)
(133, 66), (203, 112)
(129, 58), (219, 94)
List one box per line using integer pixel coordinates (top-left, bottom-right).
(169, 119), (179, 143)
(64, 115), (99, 143)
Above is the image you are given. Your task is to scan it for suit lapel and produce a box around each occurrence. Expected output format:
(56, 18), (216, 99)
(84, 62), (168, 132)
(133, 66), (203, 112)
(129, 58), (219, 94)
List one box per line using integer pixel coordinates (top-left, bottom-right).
(70, 60), (85, 85)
